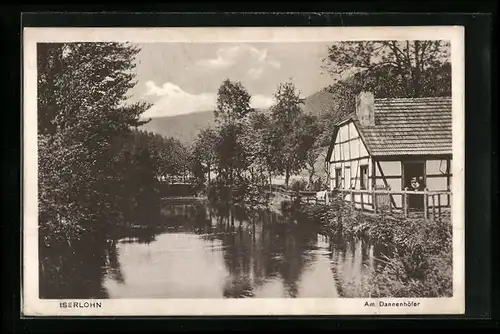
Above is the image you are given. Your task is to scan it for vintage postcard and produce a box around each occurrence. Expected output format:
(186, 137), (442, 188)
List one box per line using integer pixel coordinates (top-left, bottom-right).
(22, 25), (465, 316)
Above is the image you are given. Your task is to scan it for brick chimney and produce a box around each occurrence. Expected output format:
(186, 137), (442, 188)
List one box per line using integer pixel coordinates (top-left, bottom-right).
(356, 91), (375, 126)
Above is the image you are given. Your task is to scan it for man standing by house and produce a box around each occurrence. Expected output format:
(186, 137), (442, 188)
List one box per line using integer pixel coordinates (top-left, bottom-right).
(409, 176), (425, 210)
(417, 176), (426, 191)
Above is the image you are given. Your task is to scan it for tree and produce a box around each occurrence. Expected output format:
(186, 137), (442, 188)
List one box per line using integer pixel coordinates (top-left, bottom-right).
(322, 40), (451, 98)
(193, 128), (219, 182)
(241, 112), (271, 181)
(38, 43), (149, 137)
(268, 81), (307, 187)
(214, 79), (254, 125)
(296, 114), (322, 187)
(213, 79), (254, 186)
(270, 81), (305, 130)
(37, 42), (151, 244)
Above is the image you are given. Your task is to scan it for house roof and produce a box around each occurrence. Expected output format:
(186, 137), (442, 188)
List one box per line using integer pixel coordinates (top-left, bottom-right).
(328, 96), (452, 159)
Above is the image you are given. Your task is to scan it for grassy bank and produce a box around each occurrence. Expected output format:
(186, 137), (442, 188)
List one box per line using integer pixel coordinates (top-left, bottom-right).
(281, 195), (453, 298)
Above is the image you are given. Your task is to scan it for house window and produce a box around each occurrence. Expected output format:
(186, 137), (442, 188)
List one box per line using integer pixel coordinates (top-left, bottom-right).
(335, 168), (342, 189)
(360, 165), (369, 190)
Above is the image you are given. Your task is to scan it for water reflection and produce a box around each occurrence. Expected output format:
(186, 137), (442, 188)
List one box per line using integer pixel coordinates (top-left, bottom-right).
(40, 199), (385, 299)
(39, 235), (111, 299)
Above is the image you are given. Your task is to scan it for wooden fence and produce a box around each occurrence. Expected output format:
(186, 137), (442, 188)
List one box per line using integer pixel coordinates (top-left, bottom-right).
(273, 187), (451, 219)
(336, 187), (451, 219)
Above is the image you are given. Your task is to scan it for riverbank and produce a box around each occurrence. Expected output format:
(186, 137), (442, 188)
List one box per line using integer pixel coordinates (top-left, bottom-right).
(280, 195), (453, 298)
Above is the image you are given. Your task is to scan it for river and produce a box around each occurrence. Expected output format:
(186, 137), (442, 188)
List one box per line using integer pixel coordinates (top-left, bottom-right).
(40, 198), (386, 299)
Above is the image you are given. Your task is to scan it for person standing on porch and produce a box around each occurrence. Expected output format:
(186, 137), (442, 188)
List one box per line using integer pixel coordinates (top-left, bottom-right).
(410, 177), (419, 191)
(409, 176), (422, 210)
(417, 176), (426, 191)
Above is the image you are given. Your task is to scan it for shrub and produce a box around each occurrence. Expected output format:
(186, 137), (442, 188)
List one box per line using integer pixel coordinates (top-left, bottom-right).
(207, 176), (270, 211)
(289, 178), (308, 192)
(368, 216), (452, 297)
(310, 178), (328, 191)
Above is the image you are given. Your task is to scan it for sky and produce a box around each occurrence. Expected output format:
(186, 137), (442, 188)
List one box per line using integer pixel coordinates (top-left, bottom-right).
(129, 42), (334, 118)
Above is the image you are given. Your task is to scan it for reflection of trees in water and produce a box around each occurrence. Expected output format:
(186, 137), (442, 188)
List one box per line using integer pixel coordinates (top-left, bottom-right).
(160, 200), (212, 232)
(119, 226), (158, 245)
(39, 234), (111, 299)
(210, 207), (319, 298)
(105, 240), (125, 284)
(327, 234), (387, 297)
(281, 224), (318, 297)
(39, 195), (165, 299)
(39, 199), (324, 299)
(360, 235), (371, 263)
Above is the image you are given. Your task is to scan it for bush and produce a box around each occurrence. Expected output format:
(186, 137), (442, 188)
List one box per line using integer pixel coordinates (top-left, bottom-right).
(365, 216), (452, 297)
(309, 178), (328, 191)
(207, 176), (270, 210)
(289, 178), (308, 192)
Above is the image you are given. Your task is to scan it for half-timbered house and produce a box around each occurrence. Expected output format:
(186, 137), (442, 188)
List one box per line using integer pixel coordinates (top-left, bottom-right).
(325, 92), (452, 212)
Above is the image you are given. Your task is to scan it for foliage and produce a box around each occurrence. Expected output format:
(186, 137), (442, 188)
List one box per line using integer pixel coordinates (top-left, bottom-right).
(364, 216), (453, 297)
(299, 115), (324, 187)
(140, 131), (192, 181)
(36, 42), (198, 247)
(38, 42), (153, 247)
(322, 40), (451, 98)
(243, 112), (273, 180)
(212, 79), (255, 186)
(107, 129), (196, 220)
(206, 175), (270, 209)
(197, 78), (326, 203)
(310, 178), (328, 192)
(192, 127), (219, 182)
(289, 179), (308, 192)
(267, 81), (322, 187)
(214, 79), (254, 125)
(202, 79), (274, 209)
(37, 43), (149, 136)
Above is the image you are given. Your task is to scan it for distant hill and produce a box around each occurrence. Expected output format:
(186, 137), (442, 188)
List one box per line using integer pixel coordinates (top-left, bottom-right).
(139, 89), (338, 145)
(300, 88), (337, 117)
(140, 110), (216, 144)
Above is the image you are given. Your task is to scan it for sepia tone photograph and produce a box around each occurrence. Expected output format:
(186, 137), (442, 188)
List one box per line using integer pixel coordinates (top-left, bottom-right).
(22, 26), (465, 316)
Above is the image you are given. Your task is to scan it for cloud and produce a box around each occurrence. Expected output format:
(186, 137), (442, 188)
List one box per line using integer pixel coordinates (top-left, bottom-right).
(141, 81), (216, 118)
(145, 81), (186, 97)
(247, 68), (264, 79)
(141, 81), (275, 118)
(193, 45), (281, 72)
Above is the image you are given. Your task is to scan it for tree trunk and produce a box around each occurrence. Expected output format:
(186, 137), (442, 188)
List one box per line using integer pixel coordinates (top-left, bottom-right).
(414, 40), (421, 97)
(269, 171), (272, 192)
(285, 169), (290, 188)
(308, 167), (315, 189)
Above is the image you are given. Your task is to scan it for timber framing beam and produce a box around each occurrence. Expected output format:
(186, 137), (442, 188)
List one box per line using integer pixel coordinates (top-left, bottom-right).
(375, 160), (397, 208)
(330, 155), (371, 164)
(372, 154), (452, 162)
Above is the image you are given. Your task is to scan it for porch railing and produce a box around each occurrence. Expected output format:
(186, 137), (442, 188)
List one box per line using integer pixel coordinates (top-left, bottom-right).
(335, 187), (451, 219)
(272, 186), (451, 219)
